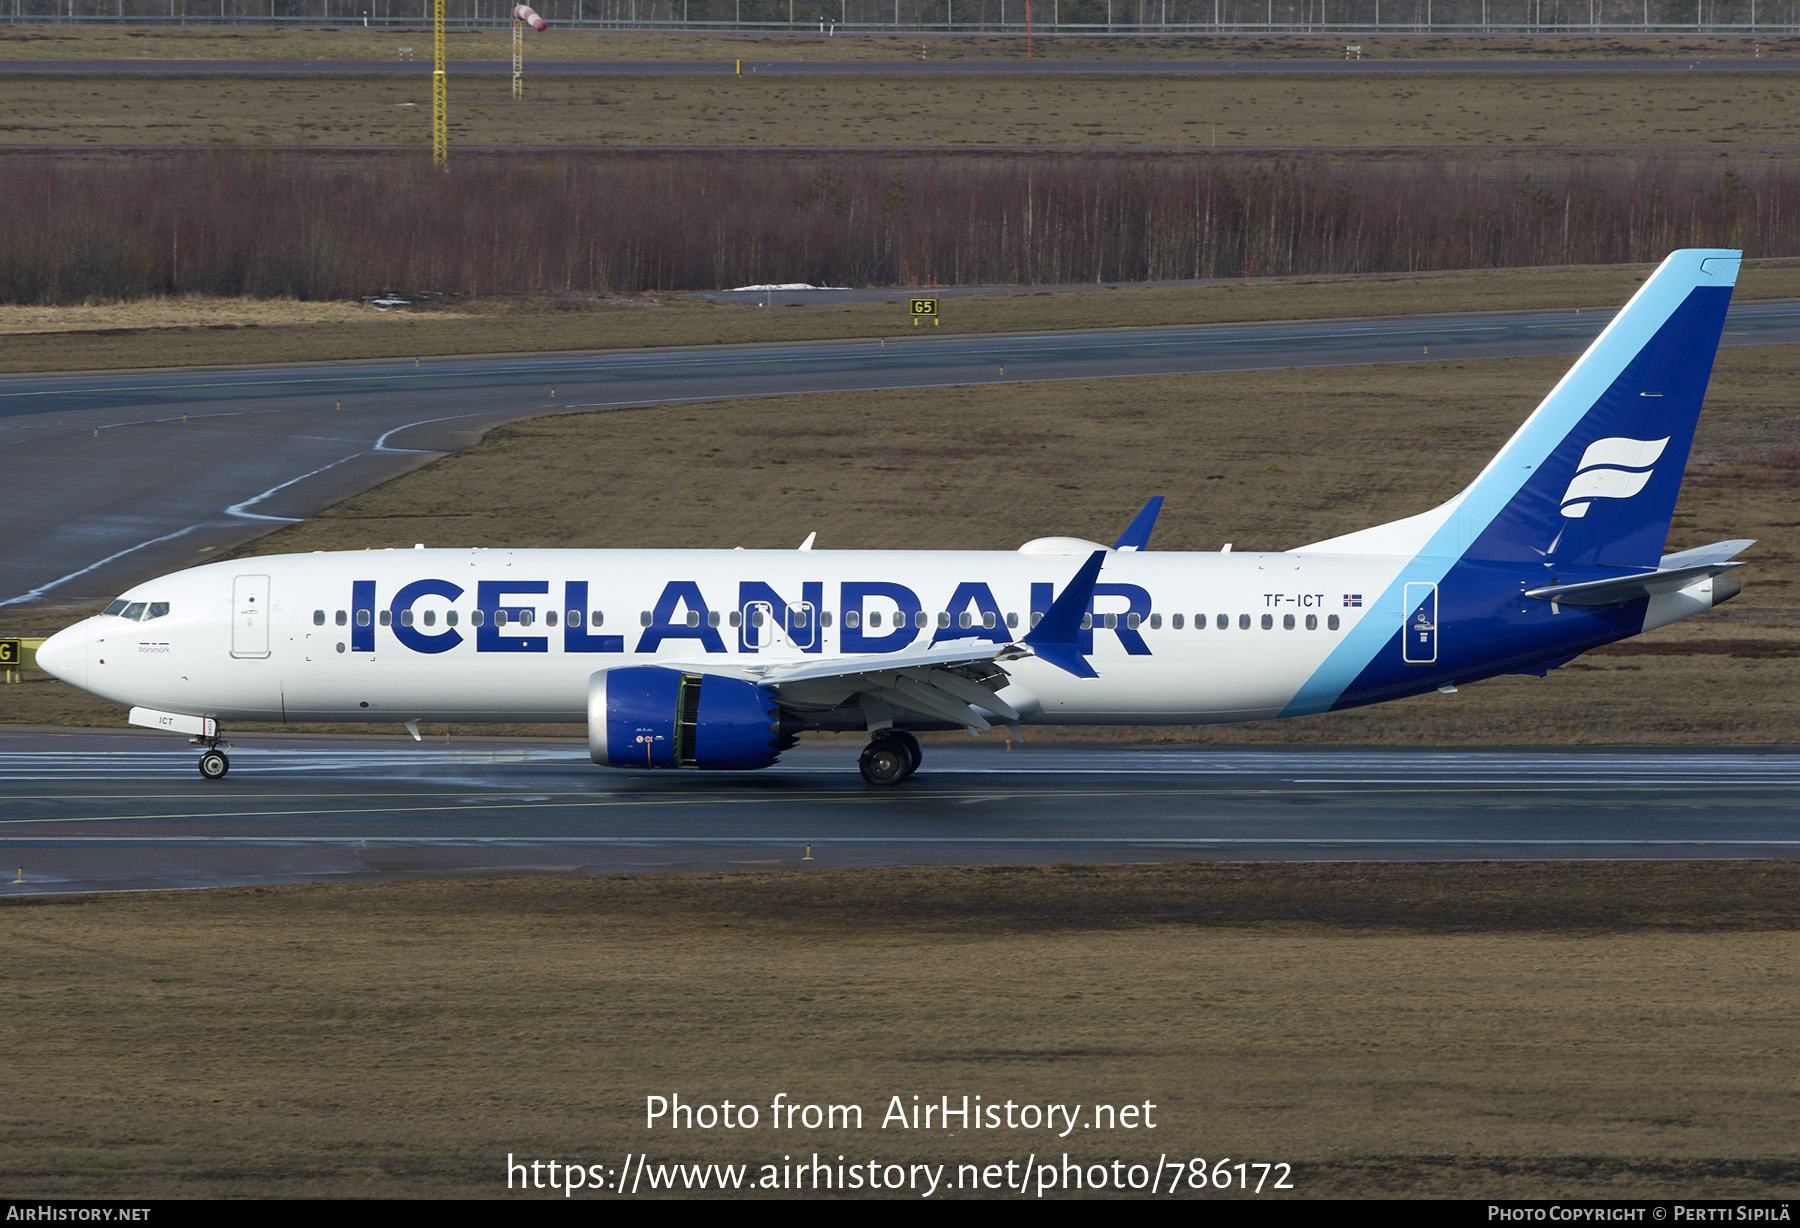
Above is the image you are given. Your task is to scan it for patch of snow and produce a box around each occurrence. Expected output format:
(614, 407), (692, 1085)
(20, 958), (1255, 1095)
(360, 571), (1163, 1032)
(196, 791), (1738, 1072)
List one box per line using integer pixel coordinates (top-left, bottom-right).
(728, 284), (850, 292)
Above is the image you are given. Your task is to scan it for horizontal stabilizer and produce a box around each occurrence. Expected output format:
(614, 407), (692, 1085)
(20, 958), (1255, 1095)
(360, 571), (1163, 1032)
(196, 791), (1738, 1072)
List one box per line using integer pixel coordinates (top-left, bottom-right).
(1658, 538), (1757, 570)
(1525, 540), (1753, 606)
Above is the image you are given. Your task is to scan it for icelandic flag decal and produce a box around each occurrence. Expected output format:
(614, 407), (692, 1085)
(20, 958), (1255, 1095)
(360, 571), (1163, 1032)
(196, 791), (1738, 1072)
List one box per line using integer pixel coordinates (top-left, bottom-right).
(1343, 594), (1363, 607)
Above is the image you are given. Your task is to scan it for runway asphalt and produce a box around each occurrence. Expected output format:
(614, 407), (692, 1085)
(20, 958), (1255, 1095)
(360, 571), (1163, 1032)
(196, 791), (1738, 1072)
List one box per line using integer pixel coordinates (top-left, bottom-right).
(4, 57), (1795, 76)
(3, 733), (1796, 893)
(4, 297), (1798, 613)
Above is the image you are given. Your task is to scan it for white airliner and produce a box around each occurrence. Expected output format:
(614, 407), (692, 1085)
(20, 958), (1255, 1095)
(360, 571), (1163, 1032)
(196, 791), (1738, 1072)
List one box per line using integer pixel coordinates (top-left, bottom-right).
(37, 249), (1752, 785)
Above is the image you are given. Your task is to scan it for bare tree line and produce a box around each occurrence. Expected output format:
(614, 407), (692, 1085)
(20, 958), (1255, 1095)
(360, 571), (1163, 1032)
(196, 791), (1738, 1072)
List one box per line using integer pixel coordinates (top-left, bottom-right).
(0, 151), (1788, 303)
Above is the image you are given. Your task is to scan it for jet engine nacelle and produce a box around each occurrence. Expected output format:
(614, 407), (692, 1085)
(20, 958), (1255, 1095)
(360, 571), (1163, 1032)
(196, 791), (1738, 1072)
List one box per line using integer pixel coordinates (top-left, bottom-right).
(588, 666), (787, 770)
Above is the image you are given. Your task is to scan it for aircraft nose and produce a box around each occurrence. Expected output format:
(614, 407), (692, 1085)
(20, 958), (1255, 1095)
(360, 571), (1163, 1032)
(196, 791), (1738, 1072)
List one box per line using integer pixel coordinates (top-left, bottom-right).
(35, 623), (87, 690)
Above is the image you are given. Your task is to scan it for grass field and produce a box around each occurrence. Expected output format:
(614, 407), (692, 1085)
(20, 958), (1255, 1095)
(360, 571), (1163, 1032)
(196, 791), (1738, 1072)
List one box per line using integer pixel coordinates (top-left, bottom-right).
(3, 862), (1796, 1198)
(1, 26), (1790, 61)
(8, 337), (1797, 745)
(6, 259), (1800, 375)
(8, 66), (1800, 150)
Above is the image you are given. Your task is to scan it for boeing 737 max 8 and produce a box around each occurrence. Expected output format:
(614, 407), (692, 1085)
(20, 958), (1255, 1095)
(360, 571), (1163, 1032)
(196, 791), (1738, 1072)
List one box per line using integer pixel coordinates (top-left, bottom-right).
(35, 249), (1754, 784)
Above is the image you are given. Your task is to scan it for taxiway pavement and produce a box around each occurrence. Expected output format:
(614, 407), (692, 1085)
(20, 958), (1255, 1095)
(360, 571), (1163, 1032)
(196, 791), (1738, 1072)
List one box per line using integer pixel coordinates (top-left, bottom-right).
(5, 298), (1798, 612)
(2, 733), (1795, 893)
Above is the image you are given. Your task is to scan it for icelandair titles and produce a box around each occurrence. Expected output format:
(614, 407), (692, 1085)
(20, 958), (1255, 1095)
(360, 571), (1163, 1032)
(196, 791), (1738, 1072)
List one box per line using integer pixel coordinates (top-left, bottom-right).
(346, 577), (1156, 659)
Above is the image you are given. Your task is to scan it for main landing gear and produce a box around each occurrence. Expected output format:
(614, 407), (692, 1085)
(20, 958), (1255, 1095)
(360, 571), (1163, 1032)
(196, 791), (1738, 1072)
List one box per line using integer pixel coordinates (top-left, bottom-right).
(858, 729), (922, 787)
(192, 732), (232, 780)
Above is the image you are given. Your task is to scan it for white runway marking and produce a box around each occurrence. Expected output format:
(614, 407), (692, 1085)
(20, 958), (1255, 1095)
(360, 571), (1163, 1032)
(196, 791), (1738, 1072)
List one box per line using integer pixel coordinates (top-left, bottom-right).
(7, 746), (1800, 782)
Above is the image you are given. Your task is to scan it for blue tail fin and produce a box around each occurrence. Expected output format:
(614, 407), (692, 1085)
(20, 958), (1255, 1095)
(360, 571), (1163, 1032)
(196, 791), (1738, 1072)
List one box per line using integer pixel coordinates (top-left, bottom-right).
(1303, 249), (1739, 569)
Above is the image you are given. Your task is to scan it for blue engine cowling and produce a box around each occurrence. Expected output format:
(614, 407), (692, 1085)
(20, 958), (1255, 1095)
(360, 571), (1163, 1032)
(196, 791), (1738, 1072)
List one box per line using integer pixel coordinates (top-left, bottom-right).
(588, 666), (789, 770)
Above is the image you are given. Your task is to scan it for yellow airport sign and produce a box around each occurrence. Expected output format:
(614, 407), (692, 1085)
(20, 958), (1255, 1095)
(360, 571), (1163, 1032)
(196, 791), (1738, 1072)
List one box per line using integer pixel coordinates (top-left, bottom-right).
(910, 298), (937, 316)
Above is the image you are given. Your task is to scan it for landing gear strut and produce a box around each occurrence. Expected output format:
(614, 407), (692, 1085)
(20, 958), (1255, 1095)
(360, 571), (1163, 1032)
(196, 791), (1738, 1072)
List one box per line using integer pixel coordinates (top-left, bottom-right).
(858, 729), (921, 786)
(191, 731), (232, 780)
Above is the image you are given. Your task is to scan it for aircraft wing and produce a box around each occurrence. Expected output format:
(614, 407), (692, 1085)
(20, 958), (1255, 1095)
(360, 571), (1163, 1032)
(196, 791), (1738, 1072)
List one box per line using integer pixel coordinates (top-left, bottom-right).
(652, 549), (1112, 735)
(654, 645), (1025, 732)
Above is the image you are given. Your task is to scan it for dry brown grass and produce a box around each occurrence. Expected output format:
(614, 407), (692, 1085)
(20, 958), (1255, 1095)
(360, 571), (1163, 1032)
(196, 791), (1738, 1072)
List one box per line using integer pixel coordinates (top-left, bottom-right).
(2, 862), (1797, 1198)
(7, 339), (1798, 744)
(0, 295), (382, 335)
(0, 25), (1789, 61)
(7, 258), (1800, 375)
(7, 66), (1800, 151)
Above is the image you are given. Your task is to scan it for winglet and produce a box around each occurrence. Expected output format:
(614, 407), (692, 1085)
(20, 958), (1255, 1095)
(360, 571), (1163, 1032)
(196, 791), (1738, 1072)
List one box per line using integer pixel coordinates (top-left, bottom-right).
(1113, 496), (1164, 552)
(1019, 549), (1105, 678)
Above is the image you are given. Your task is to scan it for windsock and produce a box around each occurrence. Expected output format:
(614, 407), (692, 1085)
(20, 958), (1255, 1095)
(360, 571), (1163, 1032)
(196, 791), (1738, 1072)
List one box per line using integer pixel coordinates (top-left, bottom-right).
(514, 4), (548, 29)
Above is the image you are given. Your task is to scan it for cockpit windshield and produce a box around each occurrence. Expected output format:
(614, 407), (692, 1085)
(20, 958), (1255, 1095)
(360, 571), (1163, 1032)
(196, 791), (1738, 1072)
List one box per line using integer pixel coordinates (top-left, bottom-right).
(105, 599), (170, 622)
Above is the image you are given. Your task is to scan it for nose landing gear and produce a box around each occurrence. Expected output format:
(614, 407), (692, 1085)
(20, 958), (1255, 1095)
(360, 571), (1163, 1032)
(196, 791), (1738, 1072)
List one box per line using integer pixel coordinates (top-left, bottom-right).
(858, 729), (922, 786)
(191, 731), (233, 780)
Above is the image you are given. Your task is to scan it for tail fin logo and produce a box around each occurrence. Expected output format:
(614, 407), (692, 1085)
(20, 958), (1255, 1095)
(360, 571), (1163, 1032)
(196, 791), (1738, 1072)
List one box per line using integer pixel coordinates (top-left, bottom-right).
(1558, 436), (1670, 519)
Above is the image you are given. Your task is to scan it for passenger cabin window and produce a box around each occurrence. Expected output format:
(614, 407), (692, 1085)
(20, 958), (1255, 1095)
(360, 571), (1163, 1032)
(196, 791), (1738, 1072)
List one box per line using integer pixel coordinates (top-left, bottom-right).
(1306, 614), (1318, 631)
(591, 610), (604, 626)
(423, 610), (436, 627)
(1007, 613), (1019, 629)
(1283, 614), (1295, 630)
(336, 610), (348, 626)
(546, 611), (557, 627)
(447, 611), (458, 627)
(357, 610), (371, 627)
(379, 610), (392, 627)
(518, 610), (534, 627)
(1328, 614), (1340, 631)
(845, 610), (860, 629)
(470, 609), (485, 627)
(1236, 614), (1249, 630)
(313, 610), (326, 626)
(567, 609), (582, 627)
(1172, 614), (1184, 629)
(399, 610), (414, 627)
(866, 611), (880, 628)
(1149, 613), (1162, 630)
